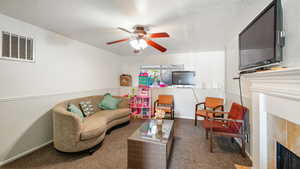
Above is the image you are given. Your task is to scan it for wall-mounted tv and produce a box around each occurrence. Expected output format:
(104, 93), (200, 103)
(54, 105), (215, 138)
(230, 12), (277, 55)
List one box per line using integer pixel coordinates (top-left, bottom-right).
(239, 0), (284, 71)
(172, 71), (195, 85)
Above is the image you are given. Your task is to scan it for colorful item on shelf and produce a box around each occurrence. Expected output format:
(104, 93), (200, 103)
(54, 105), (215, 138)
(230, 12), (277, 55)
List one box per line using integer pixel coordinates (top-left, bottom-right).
(138, 72), (151, 88)
(148, 69), (161, 87)
(159, 83), (167, 88)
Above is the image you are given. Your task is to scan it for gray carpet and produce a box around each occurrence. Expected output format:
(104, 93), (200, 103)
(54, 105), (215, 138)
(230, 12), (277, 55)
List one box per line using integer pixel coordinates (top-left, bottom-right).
(1, 119), (251, 169)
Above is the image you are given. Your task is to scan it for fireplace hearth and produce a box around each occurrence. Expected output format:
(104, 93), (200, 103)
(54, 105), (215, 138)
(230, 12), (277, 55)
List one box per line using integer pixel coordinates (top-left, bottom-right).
(277, 143), (300, 169)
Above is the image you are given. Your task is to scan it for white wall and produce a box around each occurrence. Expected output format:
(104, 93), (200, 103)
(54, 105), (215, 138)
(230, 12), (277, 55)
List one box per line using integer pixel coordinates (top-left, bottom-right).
(120, 51), (225, 119)
(0, 14), (121, 165)
(224, 0), (300, 158)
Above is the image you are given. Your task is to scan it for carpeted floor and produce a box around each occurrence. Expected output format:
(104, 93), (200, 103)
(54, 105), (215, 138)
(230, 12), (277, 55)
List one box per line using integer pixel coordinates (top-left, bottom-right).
(1, 119), (252, 169)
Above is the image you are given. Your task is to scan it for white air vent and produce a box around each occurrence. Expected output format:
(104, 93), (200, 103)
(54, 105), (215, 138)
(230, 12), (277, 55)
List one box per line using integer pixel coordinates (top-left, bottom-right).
(1, 31), (34, 62)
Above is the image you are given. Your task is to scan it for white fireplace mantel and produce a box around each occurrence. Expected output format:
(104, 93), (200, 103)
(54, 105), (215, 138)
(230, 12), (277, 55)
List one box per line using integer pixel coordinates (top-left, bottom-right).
(244, 67), (300, 100)
(243, 67), (300, 169)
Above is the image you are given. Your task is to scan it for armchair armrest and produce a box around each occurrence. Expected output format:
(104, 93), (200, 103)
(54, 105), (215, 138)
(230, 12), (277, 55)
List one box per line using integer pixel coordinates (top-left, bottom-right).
(208, 117), (245, 133)
(209, 118), (244, 124)
(196, 102), (205, 107)
(205, 110), (228, 118)
(212, 105), (224, 111)
(154, 100), (158, 113)
(195, 102), (205, 111)
(210, 111), (229, 115)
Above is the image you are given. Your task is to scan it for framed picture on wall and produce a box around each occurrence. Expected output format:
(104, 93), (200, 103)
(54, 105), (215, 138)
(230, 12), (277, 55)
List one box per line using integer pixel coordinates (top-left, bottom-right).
(120, 74), (132, 86)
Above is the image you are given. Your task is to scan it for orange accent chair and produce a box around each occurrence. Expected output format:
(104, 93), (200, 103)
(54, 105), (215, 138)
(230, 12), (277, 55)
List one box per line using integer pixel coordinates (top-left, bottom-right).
(202, 102), (248, 157)
(154, 95), (174, 119)
(195, 97), (224, 126)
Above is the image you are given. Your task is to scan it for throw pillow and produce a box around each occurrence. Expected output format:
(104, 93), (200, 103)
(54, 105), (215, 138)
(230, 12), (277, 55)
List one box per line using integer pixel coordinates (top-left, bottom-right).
(99, 93), (121, 110)
(67, 104), (84, 119)
(79, 101), (95, 117)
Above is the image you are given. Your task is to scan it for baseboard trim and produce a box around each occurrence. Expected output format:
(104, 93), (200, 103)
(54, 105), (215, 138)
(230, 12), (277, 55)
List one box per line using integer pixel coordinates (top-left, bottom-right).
(174, 115), (194, 120)
(0, 140), (53, 167)
(234, 138), (253, 161)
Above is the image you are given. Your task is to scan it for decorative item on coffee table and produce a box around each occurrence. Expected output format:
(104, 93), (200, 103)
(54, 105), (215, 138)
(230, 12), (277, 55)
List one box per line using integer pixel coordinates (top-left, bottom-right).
(154, 109), (165, 125)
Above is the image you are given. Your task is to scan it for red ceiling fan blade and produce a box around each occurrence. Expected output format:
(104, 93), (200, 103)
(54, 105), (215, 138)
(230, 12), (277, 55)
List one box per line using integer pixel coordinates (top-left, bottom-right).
(106, 38), (129, 45)
(148, 32), (170, 38)
(117, 27), (132, 34)
(145, 39), (167, 52)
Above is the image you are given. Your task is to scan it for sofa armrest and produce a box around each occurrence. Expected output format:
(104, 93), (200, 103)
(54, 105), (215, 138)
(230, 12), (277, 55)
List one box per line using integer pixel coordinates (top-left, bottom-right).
(118, 97), (130, 109)
(52, 106), (82, 149)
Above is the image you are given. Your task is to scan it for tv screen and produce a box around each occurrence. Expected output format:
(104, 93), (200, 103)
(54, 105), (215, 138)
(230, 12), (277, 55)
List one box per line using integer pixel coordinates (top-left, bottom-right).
(239, 0), (283, 70)
(172, 71), (195, 85)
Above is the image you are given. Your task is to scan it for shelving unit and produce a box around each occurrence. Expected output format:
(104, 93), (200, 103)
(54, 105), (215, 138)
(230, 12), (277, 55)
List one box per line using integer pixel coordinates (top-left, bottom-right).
(130, 73), (152, 119)
(130, 87), (152, 119)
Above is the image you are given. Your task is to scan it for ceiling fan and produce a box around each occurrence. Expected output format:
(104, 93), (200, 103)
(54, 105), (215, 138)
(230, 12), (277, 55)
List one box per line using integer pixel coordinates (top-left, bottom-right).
(106, 25), (170, 53)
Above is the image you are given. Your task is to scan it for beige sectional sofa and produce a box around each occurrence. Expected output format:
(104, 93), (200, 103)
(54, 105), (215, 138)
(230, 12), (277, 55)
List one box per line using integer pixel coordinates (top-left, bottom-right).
(52, 95), (130, 152)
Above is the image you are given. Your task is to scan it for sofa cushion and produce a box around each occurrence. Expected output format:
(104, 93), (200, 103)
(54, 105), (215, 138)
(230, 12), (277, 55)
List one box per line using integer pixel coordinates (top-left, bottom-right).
(67, 104), (84, 119)
(80, 108), (130, 141)
(98, 93), (122, 110)
(80, 101), (95, 117)
(97, 108), (130, 123)
(81, 116), (106, 141)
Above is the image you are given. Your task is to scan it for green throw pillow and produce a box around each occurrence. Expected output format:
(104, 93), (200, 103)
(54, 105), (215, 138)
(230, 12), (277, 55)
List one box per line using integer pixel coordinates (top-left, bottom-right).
(99, 93), (121, 110)
(67, 104), (84, 119)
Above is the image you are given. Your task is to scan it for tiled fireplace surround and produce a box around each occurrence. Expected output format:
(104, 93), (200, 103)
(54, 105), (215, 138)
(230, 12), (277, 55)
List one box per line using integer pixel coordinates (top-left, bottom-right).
(268, 113), (300, 169)
(246, 68), (300, 169)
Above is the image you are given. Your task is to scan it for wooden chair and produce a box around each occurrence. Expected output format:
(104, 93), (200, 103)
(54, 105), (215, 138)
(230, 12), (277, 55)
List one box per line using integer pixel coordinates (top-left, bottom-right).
(154, 95), (174, 120)
(195, 97), (224, 126)
(202, 102), (248, 157)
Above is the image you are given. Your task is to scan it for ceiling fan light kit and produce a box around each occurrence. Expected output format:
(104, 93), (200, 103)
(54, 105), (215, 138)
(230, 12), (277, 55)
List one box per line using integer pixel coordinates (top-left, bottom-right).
(130, 38), (148, 50)
(106, 25), (170, 53)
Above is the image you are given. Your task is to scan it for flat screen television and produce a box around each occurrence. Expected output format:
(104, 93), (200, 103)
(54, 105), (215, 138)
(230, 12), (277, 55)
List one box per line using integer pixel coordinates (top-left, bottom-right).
(239, 0), (284, 71)
(172, 71), (195, 85)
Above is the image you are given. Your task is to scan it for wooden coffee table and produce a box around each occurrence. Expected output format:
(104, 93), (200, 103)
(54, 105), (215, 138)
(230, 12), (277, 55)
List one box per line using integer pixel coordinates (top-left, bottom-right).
(127, 120), (174, 169)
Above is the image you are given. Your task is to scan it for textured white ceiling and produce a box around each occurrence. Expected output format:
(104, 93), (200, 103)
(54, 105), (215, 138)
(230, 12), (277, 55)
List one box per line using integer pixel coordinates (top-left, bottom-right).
(0, 0), (246, 56)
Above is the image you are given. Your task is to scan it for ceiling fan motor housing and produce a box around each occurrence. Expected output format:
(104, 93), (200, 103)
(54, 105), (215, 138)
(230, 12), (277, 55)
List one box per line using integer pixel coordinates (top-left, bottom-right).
(133, 25), (148, 36)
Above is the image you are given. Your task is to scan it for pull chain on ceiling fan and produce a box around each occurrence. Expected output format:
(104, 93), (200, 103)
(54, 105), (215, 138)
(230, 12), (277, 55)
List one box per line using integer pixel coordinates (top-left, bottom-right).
(106, 25), (170, 53)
